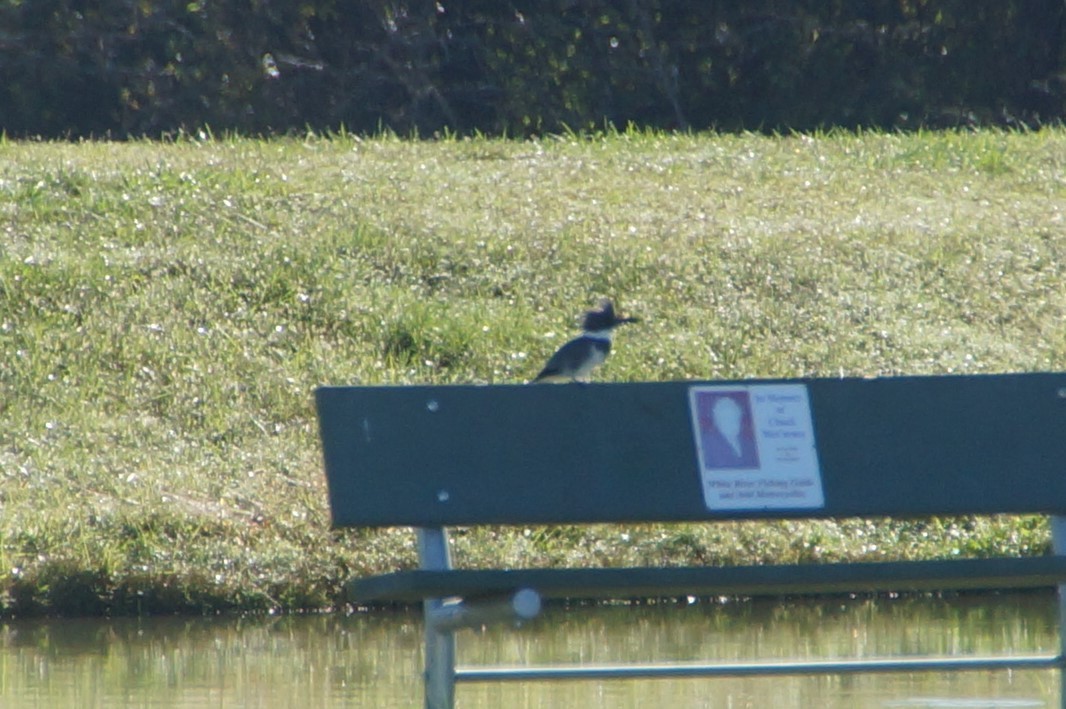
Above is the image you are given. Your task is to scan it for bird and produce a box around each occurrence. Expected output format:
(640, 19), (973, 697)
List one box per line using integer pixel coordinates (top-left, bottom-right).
(531, 299), (640, 383)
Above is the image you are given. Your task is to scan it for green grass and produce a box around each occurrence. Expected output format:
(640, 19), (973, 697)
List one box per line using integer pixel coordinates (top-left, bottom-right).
(2, 128), (1066, 615)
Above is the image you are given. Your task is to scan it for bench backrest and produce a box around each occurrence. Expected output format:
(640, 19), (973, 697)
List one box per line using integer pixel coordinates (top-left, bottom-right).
(316, 373), (1066, 528)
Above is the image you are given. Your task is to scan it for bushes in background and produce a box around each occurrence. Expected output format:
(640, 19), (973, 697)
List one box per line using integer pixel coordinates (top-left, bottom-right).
(2, 0), (1064, 137)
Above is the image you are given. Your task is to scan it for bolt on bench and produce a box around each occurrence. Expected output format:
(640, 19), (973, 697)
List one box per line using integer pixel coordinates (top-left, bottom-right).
(316, 373), (1066, 709)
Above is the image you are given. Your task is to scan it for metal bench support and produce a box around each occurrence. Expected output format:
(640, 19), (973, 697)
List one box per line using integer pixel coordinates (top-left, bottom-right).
(1054, 515), (1066, 709)
(419, 528), (456, 709)
(418, 527), (543, 709)
(414, 523), (1066, 708)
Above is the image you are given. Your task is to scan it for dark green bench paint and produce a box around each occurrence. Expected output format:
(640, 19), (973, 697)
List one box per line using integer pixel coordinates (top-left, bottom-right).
(349, 556), (1066, 604)
(318, 373), (1066, 528)
(318, 372), (1066, 603)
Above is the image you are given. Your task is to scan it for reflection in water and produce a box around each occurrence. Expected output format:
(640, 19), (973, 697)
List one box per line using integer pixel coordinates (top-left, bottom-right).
(0, 612), (424, 708)
(0, 593), (1058, 708)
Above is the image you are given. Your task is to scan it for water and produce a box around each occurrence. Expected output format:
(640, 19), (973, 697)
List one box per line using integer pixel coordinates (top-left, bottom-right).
(0, 593), (1058, 708)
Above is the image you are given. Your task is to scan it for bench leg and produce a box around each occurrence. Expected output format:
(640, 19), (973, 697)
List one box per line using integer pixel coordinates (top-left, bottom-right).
(419, 527), (456, 709)
(1053, 515), (1066, 709)
(424, 599), (456, 709)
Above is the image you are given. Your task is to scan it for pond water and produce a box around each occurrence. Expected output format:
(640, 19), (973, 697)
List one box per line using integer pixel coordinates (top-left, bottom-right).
(0, 592), (1058, 708)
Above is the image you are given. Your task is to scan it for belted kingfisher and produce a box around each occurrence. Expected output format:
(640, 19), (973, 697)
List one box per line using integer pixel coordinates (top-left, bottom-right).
(531, 299), (639, 383)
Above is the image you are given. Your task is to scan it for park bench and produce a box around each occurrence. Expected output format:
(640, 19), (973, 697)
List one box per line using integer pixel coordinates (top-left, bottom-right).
(316, 372), (1066, 709)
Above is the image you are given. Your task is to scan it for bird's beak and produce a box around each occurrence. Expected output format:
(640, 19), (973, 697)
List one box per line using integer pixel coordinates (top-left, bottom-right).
(618, 316), (640, 325)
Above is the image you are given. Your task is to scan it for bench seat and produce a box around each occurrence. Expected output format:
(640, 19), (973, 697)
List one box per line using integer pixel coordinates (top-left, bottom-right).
(349, 555), (1066, 603)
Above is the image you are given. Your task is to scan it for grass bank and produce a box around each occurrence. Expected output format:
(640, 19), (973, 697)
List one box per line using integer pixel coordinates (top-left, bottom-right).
(2, 129), (1065, 615)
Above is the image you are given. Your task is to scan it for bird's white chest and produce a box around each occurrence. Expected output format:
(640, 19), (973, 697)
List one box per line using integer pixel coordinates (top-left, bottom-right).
(571, 331), (611, 377)
(573, 344), (608, 376)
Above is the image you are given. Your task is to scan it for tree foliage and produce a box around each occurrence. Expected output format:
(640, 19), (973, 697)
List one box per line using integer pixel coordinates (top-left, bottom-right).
(1, 0), (1064, 137)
